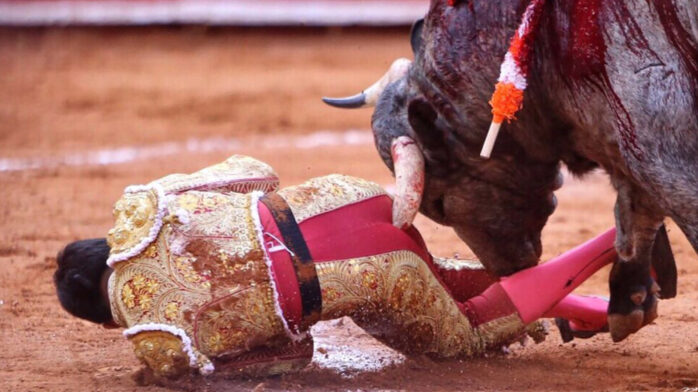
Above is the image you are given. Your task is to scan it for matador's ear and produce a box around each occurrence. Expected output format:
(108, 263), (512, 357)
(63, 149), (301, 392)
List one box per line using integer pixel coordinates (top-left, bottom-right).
(69, 273), (96, 292)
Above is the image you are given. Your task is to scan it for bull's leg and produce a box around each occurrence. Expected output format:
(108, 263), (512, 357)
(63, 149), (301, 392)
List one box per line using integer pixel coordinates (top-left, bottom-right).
(671, 212), (698, 256)
(608, 183), (664, 342)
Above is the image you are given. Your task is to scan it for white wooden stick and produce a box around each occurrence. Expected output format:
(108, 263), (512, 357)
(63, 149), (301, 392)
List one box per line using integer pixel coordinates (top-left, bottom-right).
(480, 121), (502, 158)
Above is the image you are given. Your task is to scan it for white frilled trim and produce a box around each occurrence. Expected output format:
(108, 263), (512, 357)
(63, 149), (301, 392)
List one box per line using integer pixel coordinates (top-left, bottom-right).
(174, 207), (190, 225)
(497, 52), (527, 90)
(106, 183), (168, 268)
(249, 191), (306, 342)
(433, 257), (486, 271)
(123, 323), (215, 375)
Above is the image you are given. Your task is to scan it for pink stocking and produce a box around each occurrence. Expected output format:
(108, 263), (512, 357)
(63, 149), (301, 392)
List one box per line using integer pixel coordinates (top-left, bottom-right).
(544, 294), (608, 331)
(464, 228), (617, 326)
(433, 262), (498, 303)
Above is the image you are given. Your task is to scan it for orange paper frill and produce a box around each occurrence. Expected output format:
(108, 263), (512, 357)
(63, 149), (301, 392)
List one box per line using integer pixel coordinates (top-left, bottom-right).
(489, 82), (524, 123)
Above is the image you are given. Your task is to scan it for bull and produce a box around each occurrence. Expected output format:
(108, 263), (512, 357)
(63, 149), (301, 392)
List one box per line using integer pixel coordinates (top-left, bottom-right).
(324, 0), (697, 342)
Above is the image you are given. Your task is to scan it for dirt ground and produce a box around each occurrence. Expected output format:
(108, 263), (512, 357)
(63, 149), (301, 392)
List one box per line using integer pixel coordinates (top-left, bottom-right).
(0, 27), (696, 392)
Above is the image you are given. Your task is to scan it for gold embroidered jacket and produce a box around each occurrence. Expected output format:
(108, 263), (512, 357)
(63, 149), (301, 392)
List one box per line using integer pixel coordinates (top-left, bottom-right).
(106, 155), (539, 379)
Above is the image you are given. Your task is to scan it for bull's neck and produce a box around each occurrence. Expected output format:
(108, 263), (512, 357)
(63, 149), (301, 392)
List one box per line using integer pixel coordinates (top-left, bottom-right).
(419, 0), (535, 131)
(416, 0), (566, 164)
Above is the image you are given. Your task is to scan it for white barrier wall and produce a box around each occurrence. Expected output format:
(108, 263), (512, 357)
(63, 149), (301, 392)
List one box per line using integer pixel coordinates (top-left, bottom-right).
(0, 0), (429, 26)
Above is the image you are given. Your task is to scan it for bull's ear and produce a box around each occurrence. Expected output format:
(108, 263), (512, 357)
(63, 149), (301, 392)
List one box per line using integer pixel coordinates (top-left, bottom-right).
(407, 98), (450, 166)
(410, 18), (425, 54)
(407, 98), (436, 134)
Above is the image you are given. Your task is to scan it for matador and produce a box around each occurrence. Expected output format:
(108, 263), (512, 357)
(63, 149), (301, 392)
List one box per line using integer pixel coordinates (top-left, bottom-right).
(55, 155), (612, 379)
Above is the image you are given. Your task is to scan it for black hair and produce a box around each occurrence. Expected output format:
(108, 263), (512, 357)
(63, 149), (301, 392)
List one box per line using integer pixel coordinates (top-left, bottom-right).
(54, 238), (112, 324)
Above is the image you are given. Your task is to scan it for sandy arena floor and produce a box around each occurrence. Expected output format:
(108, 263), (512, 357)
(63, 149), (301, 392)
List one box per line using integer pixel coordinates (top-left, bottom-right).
(0, 27), (696, 391)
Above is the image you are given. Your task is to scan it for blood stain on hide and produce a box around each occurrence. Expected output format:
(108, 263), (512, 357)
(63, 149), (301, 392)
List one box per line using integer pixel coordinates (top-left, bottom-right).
(551, 0), (698, 160)
(649, 0), (698, 109)
(554, 0), (645, 160)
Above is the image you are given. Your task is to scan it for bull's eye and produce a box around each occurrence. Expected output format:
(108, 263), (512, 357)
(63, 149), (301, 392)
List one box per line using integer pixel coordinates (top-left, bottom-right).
(431, 196), (445, 219)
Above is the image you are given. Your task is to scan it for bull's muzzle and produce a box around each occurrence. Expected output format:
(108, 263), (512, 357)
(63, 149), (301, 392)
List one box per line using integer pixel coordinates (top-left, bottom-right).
(322, 58), (412, 109)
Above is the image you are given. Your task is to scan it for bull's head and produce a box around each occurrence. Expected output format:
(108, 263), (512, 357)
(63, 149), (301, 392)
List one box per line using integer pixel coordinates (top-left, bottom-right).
(324, 11), (562, 276)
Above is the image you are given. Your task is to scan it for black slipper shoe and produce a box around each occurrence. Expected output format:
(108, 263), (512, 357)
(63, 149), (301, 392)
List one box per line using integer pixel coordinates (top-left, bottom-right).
(555, 318), (609, 343)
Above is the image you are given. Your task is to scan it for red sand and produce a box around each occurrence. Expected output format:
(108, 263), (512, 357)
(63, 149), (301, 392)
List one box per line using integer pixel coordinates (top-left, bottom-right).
(0, 27), (696, 391)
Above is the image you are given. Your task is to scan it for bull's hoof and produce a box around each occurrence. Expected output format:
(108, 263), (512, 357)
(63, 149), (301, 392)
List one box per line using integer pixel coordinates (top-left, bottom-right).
(608, 310), (644, 342)
(608, 280), (660, 342)
(608, 258), (661, 342)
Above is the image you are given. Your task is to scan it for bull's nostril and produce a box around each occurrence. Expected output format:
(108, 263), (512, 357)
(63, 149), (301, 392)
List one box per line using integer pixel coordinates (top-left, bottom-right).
(548, 193), (558, 212)
(525, 235), (543, 259)
(553, 172), (564, 190)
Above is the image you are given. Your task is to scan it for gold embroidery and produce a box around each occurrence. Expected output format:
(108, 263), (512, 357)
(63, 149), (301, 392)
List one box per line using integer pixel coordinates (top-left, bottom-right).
(173, 255), (207, 285)
(525, 320), (548, 343)
(316, 250), (480, 357)
(110, 189), (287, 365)
(129, 331), (189, 379)
(207, 332), (225, 353)
(195, 284), (285, 357)
(278, 175), (386, 223)
(477, 313), (525, 350)
(120, 274), (160, 311)
(143, 242), (158, 259)
(121, 284), (135, 309)
(164, 302), (179, 321)
(108, 190), (158, 257)
(316, 250), (533, 358)
(107, 155), (542, 377)
(106, 155), (298, 378)
(175, 193), (201, 213)
(155, 155), (279, 195)
(107, 155), (279, 265)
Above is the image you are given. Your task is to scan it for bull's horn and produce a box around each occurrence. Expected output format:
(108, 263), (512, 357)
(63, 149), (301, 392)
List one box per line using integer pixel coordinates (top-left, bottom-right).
(322, 57), (412, 109)
(322, 93), (367, 108)
(391, 136), (425, 229)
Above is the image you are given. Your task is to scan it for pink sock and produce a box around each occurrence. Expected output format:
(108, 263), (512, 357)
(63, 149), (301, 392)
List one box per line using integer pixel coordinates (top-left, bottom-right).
(433, 263), (498, 302)
(500, 228), (617, 324)
(544, 294), (608, 331)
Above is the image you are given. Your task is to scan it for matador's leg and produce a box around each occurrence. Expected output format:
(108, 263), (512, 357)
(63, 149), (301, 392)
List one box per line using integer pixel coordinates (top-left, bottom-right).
(432, 262), (608, 332)
(464, 229), (617, 328)
(315, 248), (536, 358)
(432, 257), (498, 302)
(545, 294), (608, 332)
(433, 260), (609, 333)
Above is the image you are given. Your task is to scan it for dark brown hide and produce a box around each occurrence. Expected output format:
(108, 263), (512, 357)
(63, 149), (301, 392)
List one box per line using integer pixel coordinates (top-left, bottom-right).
(368, 0), (697, 340)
